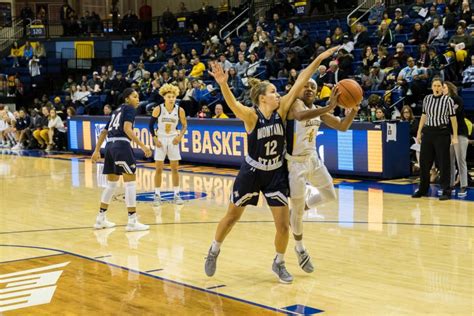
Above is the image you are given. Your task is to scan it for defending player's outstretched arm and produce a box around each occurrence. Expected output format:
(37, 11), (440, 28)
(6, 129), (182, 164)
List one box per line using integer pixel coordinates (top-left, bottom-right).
(279, 45), (340, 121)
(209, 62), (257, 133)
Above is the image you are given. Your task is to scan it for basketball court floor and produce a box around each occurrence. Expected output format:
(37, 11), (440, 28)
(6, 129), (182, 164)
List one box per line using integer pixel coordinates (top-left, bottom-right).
(0, 150), (472, 315)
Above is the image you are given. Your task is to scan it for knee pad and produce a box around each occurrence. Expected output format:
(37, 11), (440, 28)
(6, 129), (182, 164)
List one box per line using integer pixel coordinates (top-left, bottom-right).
(290, 198), (305, 236)
(100, 181), (118, 205)
(124, 181), (137, 208)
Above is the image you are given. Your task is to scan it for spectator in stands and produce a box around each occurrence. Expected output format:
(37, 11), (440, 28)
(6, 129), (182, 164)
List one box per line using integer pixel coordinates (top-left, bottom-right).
(287, 68), (298, 86)
(462, 55), (474, 87)
(219, 54), (233, 71)
(443, 81), (469, 197)
(428, 47), (448, 79)
(71, 85), (90, 114)
(189, 57), (206, 79)
(238, 42), (248, 57)
(391, 8), (408, 33)
(10, 42), (22, 68)
(377, 21), (393, 47)
(28, 55), (41, 88)
(139, 0), (152, 38)
(246, 53), (261, 77)
(391, 42), (409, 67)
(109, 71), (127, 105)
(133, 62), (145, 82)
(138, 71), (152, 98)
(103, 104), (113, 116)
(66, 107), (76, 119)
(46, 108), (65, 152)
(427, 18), (447, 44)
(23, 42), (33, 62)
(368, 0), (385, 25)
(87, 71), (101, 93)
(376, 45), (389, 69)
(32, 106), (50, 149)
(424, 6), (440, 29)
(382, 11), (392, 26)
(34, 42), (46, 58)
(249, 33), (262, 54)
(401, 105), (419, 141)
(313, 65), (331, 87)
(272, 23), (287, 43)
(374, 107), (386, 121)
(362, 45), (376, 73)
(328, 60), (347, 85)
(212, 104), (229, 119)
(398, 57), (429, 107)
(278, 50), (301, 78)
(331, 27), (344, 45)
(287, 22), (301, 39)
(226, 45), (238, 63)
(417, 43), (431, 67)
(62, 77), (75, 94)
(408, 22), (428, 45)
(60, 1), (74, 36)
(460, 1), (473, 23)
(175, 69), (189, 97)
(234, 53), (250, 77)
(196, 104), (211, 118)
(353, 23), (370, 48)
(448, 24), (470, 67)
(171, 43), (182, 59)
(443, 5), (456, 30)
(364, 62), (385, 90)
(11, 109), (30, 150)
(341, 34), (354, 53)
(407, 0), (427, 19)
(53, 96), (65, 114)
(241, 23), (254, 44)
(226, 67), (244, 96)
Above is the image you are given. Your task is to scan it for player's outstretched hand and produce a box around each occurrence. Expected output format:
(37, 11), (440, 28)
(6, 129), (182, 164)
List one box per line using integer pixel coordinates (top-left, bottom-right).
(208, 62), (228, 85)
(91, 150), (100, 163)
(142, 145), (152, 158)
(318, 45), (341, 60)
(328, 86), (341, 110)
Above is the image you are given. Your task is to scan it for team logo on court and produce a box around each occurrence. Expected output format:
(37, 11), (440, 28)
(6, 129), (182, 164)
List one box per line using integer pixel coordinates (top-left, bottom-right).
(0, 261), (69, 312)
(114, 191), (207, 203)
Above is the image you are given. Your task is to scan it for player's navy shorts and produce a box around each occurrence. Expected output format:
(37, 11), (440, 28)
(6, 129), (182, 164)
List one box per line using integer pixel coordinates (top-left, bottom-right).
(103, 140), (136, 175)
(230, 162), (289, 207)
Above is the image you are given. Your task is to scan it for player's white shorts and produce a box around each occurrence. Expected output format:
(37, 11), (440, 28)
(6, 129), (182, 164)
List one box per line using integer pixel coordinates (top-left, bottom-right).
(286, 152), (333, 199)
(154, 135), (181, 161)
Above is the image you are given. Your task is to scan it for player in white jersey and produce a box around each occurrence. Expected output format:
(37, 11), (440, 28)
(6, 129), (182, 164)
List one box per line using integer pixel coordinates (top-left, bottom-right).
(286, 79), (358, 273)
(149, 84), (187, 205)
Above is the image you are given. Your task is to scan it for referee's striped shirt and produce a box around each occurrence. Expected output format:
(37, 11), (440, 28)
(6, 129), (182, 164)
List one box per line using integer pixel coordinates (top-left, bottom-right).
(422, 94), (456, 127)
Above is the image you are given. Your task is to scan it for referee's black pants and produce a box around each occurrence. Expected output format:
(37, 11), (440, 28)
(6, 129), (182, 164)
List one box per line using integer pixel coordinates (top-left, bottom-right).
(419, 126), (451, 194)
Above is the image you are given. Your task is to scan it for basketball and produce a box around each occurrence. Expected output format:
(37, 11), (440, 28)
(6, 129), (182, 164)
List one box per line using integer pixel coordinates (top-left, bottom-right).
(336, 79), (363, 109)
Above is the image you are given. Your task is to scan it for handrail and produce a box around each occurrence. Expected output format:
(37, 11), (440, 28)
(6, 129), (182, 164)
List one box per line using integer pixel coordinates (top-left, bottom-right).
(219, 7), (250, 39)
(347, 0), (380, 27)
(0, 18), (25, 53)
(234, 8), (264, 39)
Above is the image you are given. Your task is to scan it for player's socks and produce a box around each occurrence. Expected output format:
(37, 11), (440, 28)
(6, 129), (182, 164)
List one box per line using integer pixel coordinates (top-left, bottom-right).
(211, 240), (221, 253)
(295, 240), (305, 252)
(275, 252), (284, 264)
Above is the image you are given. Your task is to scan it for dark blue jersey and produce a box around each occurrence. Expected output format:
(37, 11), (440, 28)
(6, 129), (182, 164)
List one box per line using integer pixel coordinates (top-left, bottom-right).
(247, 108), (285, 167)
(105, 104), (136, 139)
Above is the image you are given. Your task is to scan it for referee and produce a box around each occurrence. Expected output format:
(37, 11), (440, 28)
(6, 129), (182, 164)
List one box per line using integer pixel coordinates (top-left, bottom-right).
(412, 78), (458, 201)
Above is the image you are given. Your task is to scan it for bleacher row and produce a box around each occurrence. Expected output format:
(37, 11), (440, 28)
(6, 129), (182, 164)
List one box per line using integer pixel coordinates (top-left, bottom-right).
(3, 17), (474, 113)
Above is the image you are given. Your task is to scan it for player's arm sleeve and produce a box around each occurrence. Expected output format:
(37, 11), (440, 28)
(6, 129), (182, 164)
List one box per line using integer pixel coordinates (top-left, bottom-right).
(149, 115), (157, 137)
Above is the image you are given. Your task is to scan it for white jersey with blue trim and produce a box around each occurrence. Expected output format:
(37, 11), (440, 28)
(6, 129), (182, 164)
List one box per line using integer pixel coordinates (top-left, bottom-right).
(157, 103), (179, 137)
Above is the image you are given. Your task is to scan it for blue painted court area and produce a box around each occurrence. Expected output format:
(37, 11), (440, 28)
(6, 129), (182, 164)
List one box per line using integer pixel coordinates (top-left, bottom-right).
(283, 304), (324, 315)
(136, 191), (207, 202)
